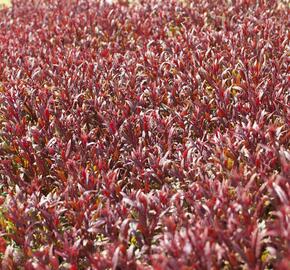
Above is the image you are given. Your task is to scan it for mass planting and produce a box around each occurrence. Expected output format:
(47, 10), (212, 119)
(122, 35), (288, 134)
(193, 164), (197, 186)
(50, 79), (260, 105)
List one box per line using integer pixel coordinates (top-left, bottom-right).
(0, 0), (289, 269)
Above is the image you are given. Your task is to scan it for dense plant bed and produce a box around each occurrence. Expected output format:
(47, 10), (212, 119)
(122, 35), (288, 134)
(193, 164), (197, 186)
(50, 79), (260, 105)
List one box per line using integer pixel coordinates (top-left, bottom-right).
(0, 0), (289, 269)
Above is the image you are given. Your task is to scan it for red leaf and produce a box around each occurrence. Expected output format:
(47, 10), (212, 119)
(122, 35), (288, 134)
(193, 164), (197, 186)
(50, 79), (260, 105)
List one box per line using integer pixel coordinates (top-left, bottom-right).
(0, 237), (6, 253)
(100, 48), (110, 58)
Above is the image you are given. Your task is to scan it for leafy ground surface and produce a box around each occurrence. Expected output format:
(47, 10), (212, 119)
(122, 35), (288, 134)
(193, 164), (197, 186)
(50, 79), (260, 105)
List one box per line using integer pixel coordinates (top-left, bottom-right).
(0, 0), (289, 269)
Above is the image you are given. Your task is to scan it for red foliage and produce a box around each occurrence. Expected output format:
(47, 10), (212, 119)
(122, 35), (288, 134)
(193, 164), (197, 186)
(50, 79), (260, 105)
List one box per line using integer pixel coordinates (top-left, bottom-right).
(0, 0), (289, 269)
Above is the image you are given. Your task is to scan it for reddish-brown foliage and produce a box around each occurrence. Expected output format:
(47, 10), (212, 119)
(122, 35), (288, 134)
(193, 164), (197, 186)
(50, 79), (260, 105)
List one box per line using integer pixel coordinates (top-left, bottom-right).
(0, 0), (289, 269)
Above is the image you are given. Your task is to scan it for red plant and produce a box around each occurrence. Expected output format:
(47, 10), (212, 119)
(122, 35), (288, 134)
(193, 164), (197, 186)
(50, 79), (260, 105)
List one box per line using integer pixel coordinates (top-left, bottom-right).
(0, 0), (289, 269)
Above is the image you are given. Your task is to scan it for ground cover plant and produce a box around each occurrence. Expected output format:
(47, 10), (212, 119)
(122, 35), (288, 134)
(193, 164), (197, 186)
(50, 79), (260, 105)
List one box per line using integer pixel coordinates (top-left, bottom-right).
(0, 0), (289, 269)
